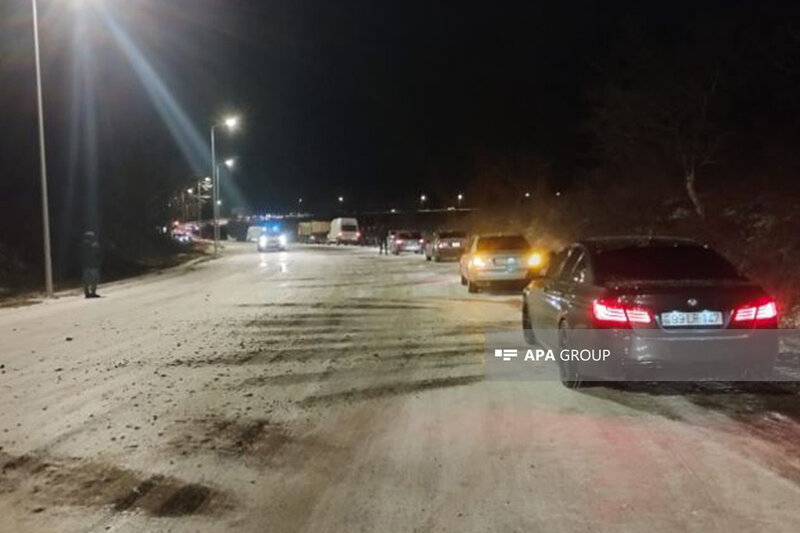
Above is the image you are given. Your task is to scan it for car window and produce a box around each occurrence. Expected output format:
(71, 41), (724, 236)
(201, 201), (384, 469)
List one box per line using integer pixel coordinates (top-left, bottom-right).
(544, 249), (568, 278)
(570, 252), (588, 284)
(439, 231), (466, 239)
(342, 224), (357, 231)
(557, 248), (581, 280)
(593, 245), (743, 283)
(476, 235), (529, 251)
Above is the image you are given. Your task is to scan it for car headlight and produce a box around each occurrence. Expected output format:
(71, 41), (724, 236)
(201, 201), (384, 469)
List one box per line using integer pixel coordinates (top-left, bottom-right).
(528, 252), (543, 268)
(471, 256), (486, 268)
(258, 235), (268, 247)
(279, 234), (287, 245)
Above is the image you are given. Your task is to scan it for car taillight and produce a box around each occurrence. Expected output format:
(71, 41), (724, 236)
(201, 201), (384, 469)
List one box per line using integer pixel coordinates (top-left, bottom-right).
(733, 297), (777, 326)
(419, 239), (424, 244)
(591, 298), (652, 327)
(396, 239), (404, 245)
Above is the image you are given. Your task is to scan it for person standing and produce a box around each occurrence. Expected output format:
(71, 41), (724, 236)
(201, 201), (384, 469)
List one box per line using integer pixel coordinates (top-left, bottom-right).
(81, 231), (102, 298)
(378, 225), (389, 255)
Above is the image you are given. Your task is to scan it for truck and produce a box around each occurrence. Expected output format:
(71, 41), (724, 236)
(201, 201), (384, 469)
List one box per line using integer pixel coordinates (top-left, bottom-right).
(297, 220), (331, 243)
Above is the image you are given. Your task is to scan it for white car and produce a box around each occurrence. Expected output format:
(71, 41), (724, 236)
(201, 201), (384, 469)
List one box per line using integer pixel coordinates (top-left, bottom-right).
(459, 234), (543, 293)
(257, 230), (288, 251)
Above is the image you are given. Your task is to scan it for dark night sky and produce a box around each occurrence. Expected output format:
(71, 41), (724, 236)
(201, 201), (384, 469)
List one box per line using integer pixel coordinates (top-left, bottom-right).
(1, 0), (797, 220)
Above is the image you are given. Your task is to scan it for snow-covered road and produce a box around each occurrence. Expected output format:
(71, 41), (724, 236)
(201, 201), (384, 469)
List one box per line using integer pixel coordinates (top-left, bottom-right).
(2, 243), (800, 532)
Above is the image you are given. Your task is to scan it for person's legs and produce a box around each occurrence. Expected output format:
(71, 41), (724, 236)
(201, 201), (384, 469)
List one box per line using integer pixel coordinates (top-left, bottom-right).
(88, 268), (99, 296)
(82, 269), (91, 298)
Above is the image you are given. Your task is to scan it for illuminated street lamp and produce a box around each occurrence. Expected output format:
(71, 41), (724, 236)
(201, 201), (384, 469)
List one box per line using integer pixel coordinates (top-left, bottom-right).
(524, 191), (531, 199)
(457, 193), (463, 208)
(216, 157), (236, 217)
(338, 196), (344, 203)
(420, 194), (427, 209)
(210, 115), (240, 256)
(30, 0), (53, 296)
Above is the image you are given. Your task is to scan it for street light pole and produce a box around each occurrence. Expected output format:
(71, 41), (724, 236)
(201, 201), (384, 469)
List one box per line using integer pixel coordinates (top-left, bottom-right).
(210, 125), (219, 255)
(31, 0), (53, 297)
(209, 117), (239, 256)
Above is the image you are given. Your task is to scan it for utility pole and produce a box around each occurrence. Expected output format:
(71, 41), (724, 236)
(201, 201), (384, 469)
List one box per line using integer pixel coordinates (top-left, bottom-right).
(31, 0), (53, 297)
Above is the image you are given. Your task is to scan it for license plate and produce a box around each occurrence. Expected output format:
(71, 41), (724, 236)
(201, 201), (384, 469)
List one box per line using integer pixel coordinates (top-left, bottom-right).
(661, 310), (723, 327)
(450, 242), (461, 247)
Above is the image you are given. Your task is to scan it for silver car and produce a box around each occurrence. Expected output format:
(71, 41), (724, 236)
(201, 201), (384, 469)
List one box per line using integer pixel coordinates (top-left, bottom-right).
(459, 234), (543, 293)
(424, 230), (467, 262)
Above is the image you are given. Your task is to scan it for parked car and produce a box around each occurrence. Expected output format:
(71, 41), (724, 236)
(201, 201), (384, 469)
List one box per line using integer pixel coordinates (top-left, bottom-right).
(390, 231), (424, 255)
(424, 230), (467, 262)
(460, 234), (543, 293)
(521, 236), (778, 387)
(328, 217), (360, 244)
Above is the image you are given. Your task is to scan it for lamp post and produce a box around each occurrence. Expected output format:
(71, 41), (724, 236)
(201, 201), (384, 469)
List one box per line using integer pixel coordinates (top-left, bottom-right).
(216, 158), (235, 217)
(457, 193), (463, 208)
(210, 116), (239, 256)
(30, 0), (53, 297)
(420, 194), (427, 210)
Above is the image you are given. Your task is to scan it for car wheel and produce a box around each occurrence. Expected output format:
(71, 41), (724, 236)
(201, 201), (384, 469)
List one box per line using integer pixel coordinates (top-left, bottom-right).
(433, 254), (441, 262)
(467, 279), (479, 293)
(522, 303), (537, 345)
(557, 323), (583, 389)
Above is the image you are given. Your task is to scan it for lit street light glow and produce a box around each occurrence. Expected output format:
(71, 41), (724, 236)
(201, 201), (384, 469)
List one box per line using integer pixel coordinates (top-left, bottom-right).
(224, 116), (239, 129)
(224, 158), (235, 168)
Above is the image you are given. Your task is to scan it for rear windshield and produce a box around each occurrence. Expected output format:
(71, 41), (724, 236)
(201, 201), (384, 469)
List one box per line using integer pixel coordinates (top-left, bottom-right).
(342, 224), (357, 231)
(477, 235), (529, 251)
(399, 232), (421, 239)
(593, 245), (743, 283)
(439, 231), (466, 239)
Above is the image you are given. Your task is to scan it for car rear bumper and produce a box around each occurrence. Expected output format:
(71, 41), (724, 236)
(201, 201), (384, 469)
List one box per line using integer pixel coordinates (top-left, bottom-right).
(569, 329), (778, 379)
(470, 268), (532, 282)
(435, 248), (463, 259)
(397, 245), (422, 253)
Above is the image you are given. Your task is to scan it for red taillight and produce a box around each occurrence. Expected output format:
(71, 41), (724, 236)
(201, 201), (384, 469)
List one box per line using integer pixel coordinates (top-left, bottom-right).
(396, 239), (404, 245)
(592, 298), (652, 327)
(733, 297), (777, 325)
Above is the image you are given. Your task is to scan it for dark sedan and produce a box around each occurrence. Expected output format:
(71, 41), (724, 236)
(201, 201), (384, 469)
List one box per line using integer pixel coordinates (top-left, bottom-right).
(522, 237), (778, 387)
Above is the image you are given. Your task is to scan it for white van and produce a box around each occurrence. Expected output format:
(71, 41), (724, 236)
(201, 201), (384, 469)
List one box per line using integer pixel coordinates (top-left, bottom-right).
(328, 217), (360, 244)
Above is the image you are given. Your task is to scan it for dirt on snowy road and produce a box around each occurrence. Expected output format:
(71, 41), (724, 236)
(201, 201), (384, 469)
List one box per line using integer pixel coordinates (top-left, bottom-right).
(2, 243), (800, 532)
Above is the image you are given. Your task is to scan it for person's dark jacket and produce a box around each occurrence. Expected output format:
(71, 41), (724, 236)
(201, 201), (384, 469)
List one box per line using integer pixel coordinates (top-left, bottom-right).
(81, 239), (102, 269)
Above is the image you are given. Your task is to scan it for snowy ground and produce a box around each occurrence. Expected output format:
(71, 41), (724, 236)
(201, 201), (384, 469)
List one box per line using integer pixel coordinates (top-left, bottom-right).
(1, 243), (800, 532)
